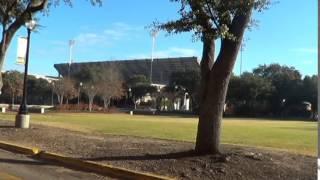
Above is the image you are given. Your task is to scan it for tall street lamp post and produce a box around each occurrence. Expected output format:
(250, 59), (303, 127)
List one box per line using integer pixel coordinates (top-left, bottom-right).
(68, 40), (75, 79)
(15, 19), (36, 128)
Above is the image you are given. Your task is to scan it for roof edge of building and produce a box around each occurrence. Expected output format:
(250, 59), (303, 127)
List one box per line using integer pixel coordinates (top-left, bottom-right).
(54, 56), (199, 66)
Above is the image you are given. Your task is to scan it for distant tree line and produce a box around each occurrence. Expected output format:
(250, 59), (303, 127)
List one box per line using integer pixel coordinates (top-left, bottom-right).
(227, 64), (317, 119)
(170, 64), (317, 119)
(0, 71), (52, 106)
(0, 63), (316, 119)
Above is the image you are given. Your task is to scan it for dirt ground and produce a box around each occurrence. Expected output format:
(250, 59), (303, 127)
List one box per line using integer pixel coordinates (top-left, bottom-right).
(0, 120), (316, 180)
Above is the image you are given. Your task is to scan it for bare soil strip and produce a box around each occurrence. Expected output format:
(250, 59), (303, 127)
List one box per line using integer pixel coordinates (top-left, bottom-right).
(0, 120), (316, 180)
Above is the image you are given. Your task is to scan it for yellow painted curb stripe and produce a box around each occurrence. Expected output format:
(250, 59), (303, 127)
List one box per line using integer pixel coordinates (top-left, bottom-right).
(0, 141), (174, 180)
(0, 141), (39, 155)
(38, 151), (174, 180)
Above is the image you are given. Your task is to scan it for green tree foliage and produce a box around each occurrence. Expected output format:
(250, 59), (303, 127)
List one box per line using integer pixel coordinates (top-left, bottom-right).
(157, 0), (271, 154)
(71, 64), (101, 84)
(170, 70), (200, 95)
(0, 0), (102, 91)
(227, 72), (274, 116)
(127, 75), (156, 99)
(27, 75), (52, 105)
(73, 64), (125, 111)
(2, 70), (23, 105)
(226, 64), (317, 119)
(253, 64), (302, 115)
(301, 75), (317, 118)
(0, 71), (52, 105)
(169, 70), (201, 111)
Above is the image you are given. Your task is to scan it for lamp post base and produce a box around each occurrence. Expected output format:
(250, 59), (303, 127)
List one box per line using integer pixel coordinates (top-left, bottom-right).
(15, 114), (30, 128)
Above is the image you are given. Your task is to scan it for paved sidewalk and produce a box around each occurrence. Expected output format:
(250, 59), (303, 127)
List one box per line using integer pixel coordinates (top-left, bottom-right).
(0, 149), (109, 180)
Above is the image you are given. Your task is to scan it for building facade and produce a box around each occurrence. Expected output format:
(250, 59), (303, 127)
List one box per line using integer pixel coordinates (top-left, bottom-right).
(54, 56), (200, 85)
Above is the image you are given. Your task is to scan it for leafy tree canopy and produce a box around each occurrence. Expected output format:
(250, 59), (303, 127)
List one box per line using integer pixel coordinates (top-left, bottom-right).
(169, 70), (200, 94)
(155, 0), (271, 41)
(127, 74), (151, 88)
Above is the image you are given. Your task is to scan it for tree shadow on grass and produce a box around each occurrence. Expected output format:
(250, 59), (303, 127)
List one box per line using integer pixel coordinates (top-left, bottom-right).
(83, 150), (200, 161)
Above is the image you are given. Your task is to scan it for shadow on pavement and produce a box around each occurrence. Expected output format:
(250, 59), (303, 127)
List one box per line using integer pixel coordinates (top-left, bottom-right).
(0, 158), (49, 165)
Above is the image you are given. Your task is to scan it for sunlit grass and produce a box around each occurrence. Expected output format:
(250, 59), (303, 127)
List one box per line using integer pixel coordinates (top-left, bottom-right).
(0, 112), (316, 156)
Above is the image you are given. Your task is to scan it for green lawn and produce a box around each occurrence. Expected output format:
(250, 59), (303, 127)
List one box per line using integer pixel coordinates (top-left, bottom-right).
(0, 112), (316, 156)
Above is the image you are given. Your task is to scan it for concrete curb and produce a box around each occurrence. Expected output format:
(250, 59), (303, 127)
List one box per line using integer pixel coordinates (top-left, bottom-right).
(0, 141), (174, 180)
(0, 141), (39, 155)
(38, 151), (173, 180)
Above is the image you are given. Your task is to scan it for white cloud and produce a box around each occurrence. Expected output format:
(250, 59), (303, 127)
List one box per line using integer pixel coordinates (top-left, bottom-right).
(76, 32), (108, 46)
(74, 22), (143, 48)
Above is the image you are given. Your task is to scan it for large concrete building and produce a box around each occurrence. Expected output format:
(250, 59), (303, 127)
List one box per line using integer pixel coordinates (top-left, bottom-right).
(54, 57), (200, 85)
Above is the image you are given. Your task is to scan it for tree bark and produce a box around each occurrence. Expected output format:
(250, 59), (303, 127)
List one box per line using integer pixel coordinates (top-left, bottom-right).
(89, 96), (94, 112)
(195, 9), (253, 155)
(57, 94), (64, 105)
(0, 31), (13, 90)
(103, 97), (110, 111)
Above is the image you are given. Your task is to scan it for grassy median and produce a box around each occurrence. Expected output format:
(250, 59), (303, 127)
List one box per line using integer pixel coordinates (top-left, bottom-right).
(0, 112), (316, 156)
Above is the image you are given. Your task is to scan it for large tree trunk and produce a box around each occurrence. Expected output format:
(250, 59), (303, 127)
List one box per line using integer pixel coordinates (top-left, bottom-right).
(196, 66), (232, 154)
(0, 32), (12, 91)
(0, 21), (24, 91)
(0, 0), (48, 91)
(195, 9), (252, 155)
(195, 37), (229, 154)
(0, 53), (5, 91)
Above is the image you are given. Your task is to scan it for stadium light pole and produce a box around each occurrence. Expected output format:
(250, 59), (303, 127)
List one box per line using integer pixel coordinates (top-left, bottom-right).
(15, 19), (36, 128)
(150, 29), (158, 83)
(68, 39), (75, 78)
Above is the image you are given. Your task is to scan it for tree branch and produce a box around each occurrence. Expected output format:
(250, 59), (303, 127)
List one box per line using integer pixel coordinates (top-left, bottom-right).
(213, 6), (253, 71)
(27, 0), (48, 13)
(204, 0), (220, 29)
(187, 0), (212, 31)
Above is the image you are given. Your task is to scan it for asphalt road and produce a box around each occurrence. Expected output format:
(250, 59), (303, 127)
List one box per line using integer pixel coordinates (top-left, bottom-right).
(0, 149), (109, 180)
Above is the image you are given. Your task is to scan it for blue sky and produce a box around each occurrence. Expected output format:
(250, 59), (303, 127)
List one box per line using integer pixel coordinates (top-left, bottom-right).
(3, 0), (317, 77)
